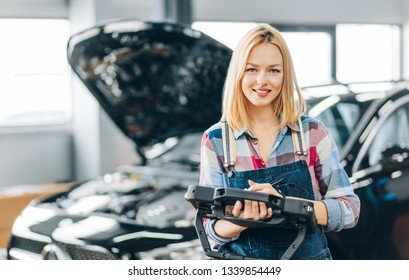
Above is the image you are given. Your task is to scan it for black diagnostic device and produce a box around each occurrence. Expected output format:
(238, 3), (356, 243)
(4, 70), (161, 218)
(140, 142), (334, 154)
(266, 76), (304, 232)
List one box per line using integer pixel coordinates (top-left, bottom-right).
(185, 185), (317, 260)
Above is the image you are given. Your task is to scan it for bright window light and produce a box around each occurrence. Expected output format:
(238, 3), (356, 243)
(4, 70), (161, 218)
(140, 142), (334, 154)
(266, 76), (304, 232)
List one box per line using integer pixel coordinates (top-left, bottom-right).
(192, 21), (332, 87)
(337, 24), (401, 83)
(0, 19), (71, 127)
(192, 21), (258, 50)
(192, 21), (401, 88)
(281, 31), (332, 86)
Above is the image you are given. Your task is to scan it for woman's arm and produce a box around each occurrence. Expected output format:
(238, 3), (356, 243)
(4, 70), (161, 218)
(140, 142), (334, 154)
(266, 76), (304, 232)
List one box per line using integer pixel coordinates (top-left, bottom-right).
(311, 120), (360, 231)
(213, 220), (247, 238)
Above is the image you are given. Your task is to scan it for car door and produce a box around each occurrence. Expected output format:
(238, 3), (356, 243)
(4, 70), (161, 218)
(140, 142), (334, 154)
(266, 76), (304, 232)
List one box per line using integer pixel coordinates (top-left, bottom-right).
(344, 94), (409, 259)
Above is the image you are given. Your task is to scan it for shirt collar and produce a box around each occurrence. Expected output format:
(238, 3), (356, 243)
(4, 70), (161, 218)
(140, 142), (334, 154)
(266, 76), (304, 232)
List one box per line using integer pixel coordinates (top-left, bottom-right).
(232, 121), (300, 139)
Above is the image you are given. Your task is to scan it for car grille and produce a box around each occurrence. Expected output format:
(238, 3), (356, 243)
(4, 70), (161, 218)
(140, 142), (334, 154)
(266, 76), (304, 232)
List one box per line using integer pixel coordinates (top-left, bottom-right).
(10, 236), (48, 255)
(55, 242), (119, 260)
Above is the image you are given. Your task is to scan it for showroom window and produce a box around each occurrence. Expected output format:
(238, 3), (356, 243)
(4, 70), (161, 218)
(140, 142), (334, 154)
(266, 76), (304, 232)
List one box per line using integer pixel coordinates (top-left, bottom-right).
(192, 22), (402, 87)
(279, 28), (333, 86)
(0, 19), (71, 127)
(336, 24), (401, 83)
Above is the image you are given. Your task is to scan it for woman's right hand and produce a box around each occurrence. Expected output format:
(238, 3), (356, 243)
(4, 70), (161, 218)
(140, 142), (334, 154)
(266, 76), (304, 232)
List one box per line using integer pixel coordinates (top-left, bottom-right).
(215, 181), (274, 238)
(231, 183), (273, 220)
(231, 200), (273, 220)
(232, 179), (287, 220)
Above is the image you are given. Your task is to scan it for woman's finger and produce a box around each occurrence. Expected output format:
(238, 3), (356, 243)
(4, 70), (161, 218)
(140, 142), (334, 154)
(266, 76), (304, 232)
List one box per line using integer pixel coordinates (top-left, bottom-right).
(259, 202), (268, 219)
(250, 183), (283, 197)
(251, 201), (259, 220)
(248, 182), (273, 192)
(243, 199), (253, 219)
(232, 200), (243, 217)
(267, 207), (273, 218)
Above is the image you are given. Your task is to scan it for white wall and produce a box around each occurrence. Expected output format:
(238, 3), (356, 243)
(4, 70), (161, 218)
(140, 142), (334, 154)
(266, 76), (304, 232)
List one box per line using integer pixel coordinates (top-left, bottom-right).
(0, 127), (72, 187)
(3, 0), (404, 24)
(193, 0), (405, 24)
(0, 0), (67, 18)
(402, 0), (409, 79)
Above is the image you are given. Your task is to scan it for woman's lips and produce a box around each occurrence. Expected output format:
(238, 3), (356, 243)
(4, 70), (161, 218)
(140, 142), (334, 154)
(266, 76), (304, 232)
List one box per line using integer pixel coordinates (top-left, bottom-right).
(253, 88), (271, 95)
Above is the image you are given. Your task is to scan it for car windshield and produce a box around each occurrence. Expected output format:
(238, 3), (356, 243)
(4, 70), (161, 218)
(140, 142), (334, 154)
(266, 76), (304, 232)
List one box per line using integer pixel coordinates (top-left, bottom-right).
(312, 101), (363, 150)
(305, 82), (396, 150)
(306, 95), (373, 151)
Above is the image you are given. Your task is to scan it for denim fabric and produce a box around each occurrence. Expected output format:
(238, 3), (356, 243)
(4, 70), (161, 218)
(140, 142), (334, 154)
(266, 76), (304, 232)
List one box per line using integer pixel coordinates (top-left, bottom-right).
(218, 160), (332, 260)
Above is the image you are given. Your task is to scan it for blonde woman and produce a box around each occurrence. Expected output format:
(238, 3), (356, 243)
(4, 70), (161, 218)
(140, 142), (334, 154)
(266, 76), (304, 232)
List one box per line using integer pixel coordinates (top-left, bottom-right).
(199, 23), (360, 260)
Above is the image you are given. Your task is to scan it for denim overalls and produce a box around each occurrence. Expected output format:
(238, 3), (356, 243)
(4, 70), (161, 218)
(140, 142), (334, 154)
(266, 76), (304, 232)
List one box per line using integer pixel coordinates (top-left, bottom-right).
(218, 119), (332, 260)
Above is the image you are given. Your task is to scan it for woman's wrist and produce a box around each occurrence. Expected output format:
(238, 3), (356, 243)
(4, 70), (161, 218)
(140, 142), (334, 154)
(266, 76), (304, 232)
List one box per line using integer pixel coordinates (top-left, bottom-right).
(286, 196), (328, 226)
(214, 219), (247, 238)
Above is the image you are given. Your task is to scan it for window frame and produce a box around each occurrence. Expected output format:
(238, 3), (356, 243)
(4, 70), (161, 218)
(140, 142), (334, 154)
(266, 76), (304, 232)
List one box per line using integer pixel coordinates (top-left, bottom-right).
(275, 23), (403, 84)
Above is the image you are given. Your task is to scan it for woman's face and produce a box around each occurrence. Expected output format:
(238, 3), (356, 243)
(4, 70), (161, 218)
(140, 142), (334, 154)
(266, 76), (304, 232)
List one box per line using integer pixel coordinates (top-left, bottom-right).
(241, 43), (284, 111)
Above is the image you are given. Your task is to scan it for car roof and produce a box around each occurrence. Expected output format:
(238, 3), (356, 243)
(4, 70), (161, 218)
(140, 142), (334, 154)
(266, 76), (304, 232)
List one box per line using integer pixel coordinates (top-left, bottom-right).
(304, 81), (409, 116)
(304, 80), (408, 151)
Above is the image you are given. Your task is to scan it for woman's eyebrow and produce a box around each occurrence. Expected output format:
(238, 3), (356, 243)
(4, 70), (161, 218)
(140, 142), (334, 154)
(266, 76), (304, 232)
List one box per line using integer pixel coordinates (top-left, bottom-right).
(246, 62), (283, 67)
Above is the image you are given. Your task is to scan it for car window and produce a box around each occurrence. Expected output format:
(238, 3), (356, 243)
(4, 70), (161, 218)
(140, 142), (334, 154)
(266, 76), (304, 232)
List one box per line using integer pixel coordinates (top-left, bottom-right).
(366, 103), (409, 167)
(314, 102), (361, 149)
(337, 103), (361, 133)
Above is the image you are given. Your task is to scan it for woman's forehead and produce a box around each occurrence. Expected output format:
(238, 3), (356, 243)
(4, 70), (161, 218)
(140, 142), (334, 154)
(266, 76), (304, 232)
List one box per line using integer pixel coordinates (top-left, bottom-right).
(247, 43), (283, 65)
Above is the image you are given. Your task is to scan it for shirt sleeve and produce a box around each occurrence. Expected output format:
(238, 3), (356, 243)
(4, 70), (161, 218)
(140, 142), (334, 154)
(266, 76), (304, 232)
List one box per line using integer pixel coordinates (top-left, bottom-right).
(312, 121), (361, 232)
(199, 131), (240, 244)
(199, 131), (224, 187)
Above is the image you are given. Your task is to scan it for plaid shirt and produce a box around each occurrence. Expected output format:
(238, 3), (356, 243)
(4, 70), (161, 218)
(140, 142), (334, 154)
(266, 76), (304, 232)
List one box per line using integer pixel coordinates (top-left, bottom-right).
(199, 116), (360, 244)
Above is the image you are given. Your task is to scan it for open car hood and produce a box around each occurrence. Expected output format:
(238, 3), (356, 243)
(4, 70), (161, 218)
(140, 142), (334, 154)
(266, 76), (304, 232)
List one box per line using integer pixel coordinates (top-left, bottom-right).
(67, 20), (232, 149)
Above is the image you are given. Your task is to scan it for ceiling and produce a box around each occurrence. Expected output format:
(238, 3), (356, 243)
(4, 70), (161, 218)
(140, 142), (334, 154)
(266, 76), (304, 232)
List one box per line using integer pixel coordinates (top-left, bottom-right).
(0, 0), (408, 25)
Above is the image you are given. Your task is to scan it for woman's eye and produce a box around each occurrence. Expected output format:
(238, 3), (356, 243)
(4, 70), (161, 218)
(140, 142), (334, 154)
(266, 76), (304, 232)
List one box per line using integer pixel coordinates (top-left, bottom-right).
(246, 68), (257, 72)
(269, 68), (280, 73)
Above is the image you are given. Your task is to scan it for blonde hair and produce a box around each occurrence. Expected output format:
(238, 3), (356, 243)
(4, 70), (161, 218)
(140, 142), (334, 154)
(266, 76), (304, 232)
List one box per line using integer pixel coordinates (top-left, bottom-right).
(221, 23), (305, 130)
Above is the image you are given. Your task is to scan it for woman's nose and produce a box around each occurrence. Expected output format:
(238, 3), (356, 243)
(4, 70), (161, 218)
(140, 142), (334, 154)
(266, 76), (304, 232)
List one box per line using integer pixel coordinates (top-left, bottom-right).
(256, 72), (267, 86)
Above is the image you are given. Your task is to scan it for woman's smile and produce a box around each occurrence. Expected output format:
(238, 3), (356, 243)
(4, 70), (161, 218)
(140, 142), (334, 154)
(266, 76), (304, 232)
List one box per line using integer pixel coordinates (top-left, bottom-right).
(252, 88), (271, 96)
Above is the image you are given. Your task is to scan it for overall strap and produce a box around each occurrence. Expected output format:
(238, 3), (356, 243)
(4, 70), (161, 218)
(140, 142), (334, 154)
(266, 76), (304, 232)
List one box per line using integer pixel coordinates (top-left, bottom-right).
(221, 118), (236, 181)
(291, 118), (308, 156)
(222, 118), (307, 179)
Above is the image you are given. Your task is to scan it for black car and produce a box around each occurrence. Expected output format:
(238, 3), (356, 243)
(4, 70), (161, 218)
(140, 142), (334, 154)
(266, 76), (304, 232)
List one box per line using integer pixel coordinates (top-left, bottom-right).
(304, 81), (409, 259)
(6, 20), (231, 260)
(6, 19), (409, 260)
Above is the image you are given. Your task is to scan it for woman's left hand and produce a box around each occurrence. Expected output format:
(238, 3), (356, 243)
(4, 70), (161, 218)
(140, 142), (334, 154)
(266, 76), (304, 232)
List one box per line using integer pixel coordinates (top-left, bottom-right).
(247, 180), (283, 197)
(230, 180), (281, 220)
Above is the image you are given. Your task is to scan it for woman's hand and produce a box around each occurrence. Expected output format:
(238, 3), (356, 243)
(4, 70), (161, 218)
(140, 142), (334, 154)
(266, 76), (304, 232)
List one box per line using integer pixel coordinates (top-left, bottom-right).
(215, 180), (285, 238)
(247, 180), (283, 197)
(231, 180), (280, 220)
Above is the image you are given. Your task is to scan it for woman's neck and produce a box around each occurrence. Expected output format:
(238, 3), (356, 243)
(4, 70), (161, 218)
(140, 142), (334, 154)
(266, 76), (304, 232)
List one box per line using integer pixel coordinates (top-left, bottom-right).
(248, 107), (279, 132)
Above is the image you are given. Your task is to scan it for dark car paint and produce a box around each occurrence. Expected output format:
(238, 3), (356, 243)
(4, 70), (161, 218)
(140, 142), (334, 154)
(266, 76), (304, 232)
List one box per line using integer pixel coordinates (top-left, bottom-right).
(7, 157), (202, 260)
(67, 20), (231, 162)
(307, 82), (409, 259)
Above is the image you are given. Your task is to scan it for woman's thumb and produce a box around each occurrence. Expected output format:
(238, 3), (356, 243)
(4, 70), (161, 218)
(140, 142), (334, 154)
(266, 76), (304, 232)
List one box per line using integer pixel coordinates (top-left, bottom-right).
(248, 180), (256, 187)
